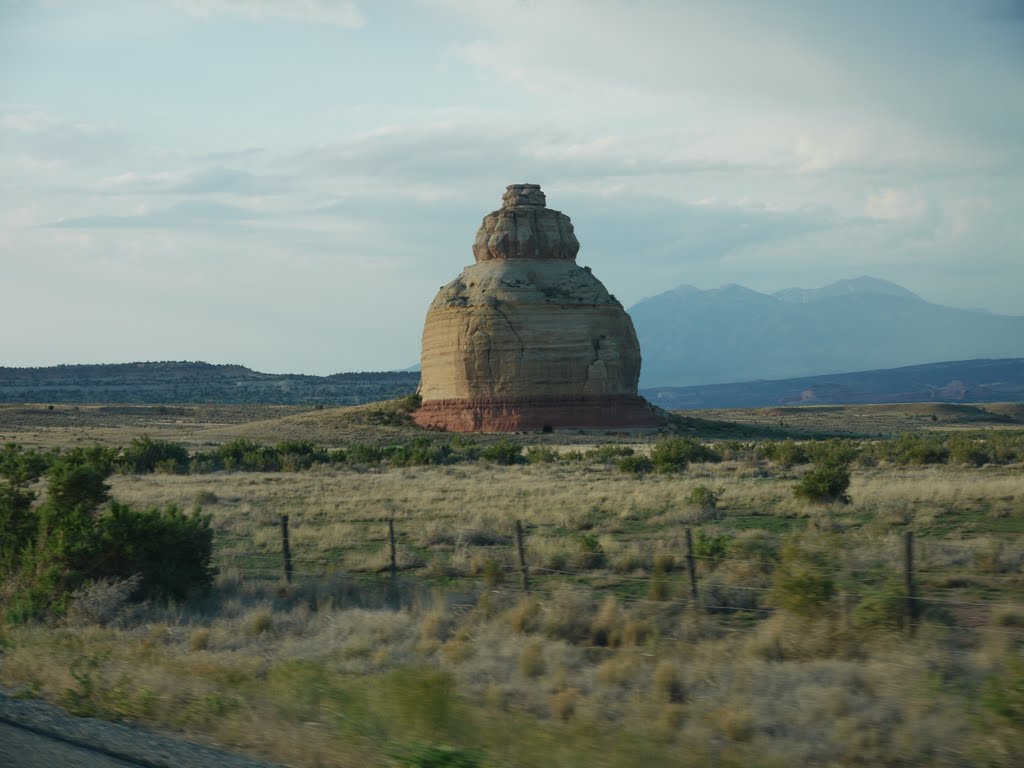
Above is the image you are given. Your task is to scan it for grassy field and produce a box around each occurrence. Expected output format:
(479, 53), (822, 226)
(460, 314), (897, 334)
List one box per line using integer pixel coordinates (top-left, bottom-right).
(1, 402), (1022, 767)
(2, 399), (1023, 452)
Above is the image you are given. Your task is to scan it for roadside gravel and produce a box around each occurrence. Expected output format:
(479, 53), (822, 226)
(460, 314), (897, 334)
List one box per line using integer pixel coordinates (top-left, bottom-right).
(0, 691), (282, 768)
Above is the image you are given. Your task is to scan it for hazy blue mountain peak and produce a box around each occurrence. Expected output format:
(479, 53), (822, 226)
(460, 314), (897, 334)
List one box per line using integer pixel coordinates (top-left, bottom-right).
(665, 284), (702, 298)
(715, 283), (765, 296)
(628, 276), (1024, 388)
(774, 276), (920, 304)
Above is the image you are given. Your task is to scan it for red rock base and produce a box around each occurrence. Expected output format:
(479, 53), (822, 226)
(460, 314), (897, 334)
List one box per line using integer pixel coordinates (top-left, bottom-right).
(413, 395), (667, 432)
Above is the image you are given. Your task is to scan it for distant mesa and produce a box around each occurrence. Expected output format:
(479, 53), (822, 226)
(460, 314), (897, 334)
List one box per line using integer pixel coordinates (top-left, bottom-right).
(414, 183), (665, 432)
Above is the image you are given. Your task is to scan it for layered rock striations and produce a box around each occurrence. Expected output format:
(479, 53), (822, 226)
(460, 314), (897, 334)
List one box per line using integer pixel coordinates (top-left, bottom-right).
(414, 183), (665, 432)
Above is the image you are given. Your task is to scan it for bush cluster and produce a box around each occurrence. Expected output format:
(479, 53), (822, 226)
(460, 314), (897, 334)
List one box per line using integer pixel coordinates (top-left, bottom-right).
(749, 433), (1024, 469)
(4, 427), (1021, 491)
(863, 432), (1024, 466)
(793, 461), (851, 505)
(649, 437), (721, 472)
(1, 444), (215, 623)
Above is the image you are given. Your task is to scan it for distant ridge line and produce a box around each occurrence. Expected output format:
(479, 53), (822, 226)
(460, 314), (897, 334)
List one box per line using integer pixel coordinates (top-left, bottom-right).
(1, 358), (1022, 411)
(641, 358), (1024, 410)
(0, 362), (419, 406)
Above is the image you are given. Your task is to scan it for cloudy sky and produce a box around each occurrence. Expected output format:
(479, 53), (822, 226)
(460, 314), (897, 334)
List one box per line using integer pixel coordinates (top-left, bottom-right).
(2, 0), (1022, 374)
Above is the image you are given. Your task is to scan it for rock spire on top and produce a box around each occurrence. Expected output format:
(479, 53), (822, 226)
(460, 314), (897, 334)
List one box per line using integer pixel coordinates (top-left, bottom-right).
(502, 183), (546, 208)
(472, 183), (580, 263)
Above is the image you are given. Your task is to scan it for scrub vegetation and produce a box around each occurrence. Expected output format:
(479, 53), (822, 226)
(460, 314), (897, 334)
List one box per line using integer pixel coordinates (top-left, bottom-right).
(1, 406), (1022, 767)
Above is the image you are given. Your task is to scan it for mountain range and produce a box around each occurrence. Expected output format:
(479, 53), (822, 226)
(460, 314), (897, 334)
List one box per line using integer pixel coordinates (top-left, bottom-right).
(629, 277), (1024, 387)
(640, 357), (1024, 410)
(0, 363), (418, 406)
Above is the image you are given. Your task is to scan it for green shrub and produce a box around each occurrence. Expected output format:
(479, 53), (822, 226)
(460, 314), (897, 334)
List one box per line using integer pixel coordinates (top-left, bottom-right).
(91, 502), (216, 601)
(981, 655), (1024, 726)
(61, 446), (117, 475)
(649, 437), (719, 473)
(525, 446), (559, 464)
(3, 450), (216, 621)
(276, 440), (329, 471)
(716, 440), (753, 461)
(617, 455), (653, 474)
(389, 438), (456, 467)
(584, 445), (634, 464)
(0, 483), (38, 573)
(450, 436), (481, 461)
(759, 439), (809, 467)
(771, 536), (836, 615)
(851, 577), (905, 631)
(989, 431), (1024, 464)
(946, 436), (991, 467)
(576, 534), (606, 569)
(46, 458), (111, 514)
(793, 461), (851, 504)
(692, 529), (731, 565)
(480, 441), (523, 465)
(0, 444), (53, 485)
(219, 439), (281, 472)
(367, 407), (414, 426)
(117, 437), (189, 474)
(397, 392), (423, 412)
(727, 531), (780, 566)
(885, 434), (950, 465)
(687, 485), (723, 511)
(805, 438), (860, 466)
(345, 443), (385, 466)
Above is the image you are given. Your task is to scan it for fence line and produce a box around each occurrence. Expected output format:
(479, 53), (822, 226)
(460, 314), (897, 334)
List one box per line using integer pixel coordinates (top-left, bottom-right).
(209, 516), (1023, 640)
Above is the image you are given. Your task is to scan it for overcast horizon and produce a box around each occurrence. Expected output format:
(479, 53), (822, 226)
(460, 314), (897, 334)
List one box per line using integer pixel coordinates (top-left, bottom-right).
(3, 0), (1023, 375)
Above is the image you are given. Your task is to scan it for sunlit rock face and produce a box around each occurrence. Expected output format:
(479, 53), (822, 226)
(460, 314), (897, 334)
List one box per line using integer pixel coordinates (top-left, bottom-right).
(414, 183), (665, 432)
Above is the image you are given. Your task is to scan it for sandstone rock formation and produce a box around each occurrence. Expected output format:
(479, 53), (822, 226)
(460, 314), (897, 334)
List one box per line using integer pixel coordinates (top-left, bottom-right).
(414, 183), (665, 432)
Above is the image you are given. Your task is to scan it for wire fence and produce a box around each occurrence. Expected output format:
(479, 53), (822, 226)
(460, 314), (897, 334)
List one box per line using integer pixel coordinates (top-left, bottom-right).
(209, 514), (1024, 639)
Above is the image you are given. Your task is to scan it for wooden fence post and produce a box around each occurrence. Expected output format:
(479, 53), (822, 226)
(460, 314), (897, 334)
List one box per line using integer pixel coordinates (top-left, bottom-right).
(685, 527), (699, 604)
(515, 520), (530, 593)
(388, 517), (398, 580)
(904, 530), (916, 637)
(280, 515), (293, 584)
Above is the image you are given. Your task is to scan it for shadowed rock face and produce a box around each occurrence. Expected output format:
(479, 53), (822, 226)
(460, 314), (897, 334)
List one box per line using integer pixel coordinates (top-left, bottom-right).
(414, 183), (664, 432)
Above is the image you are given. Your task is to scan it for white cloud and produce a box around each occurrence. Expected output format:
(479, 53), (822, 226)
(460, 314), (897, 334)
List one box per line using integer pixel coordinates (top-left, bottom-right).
(864, 188), (927, 221)
(0, 110), (126, 170)
(170, 0), (363, 27)
(437, 0), (1024, 179)
(94, 166), (281, 196)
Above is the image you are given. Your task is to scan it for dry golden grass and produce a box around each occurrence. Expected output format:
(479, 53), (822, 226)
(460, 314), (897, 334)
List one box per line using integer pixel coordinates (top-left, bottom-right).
(2, 411), (1023, 767)
(697, 401), (1023, 435)
(106, 461), (1024, 583)
(7, 399), (1019, 450)
(3, 571), (1017, 767)
(0, 403), (313, 449)
(0, 400), (659, 449)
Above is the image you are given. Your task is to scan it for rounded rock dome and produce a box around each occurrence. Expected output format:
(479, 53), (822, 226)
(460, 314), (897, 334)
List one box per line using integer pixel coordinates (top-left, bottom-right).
(413, 184), (664, 432)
